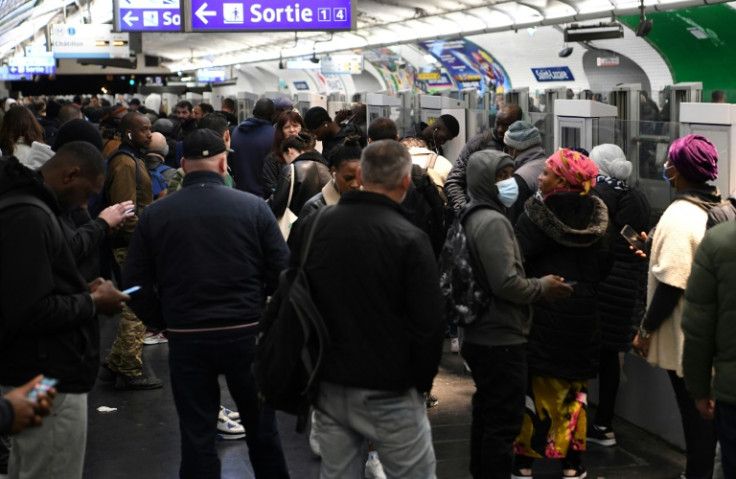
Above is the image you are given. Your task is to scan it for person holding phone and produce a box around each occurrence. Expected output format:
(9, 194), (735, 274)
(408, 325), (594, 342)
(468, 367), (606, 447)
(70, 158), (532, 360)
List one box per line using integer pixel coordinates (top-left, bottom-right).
(512, 148), (609, 479)
(633, 134), (721, 479)
(0, 143), (128, 479)
(587, 144), (651, 447)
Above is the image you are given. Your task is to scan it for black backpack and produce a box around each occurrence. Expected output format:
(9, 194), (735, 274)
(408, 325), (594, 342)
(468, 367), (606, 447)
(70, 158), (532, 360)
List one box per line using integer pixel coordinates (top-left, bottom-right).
(405, 164), (453, 257)
(438, 205), (491, 327)
(252, 206), (332, 432)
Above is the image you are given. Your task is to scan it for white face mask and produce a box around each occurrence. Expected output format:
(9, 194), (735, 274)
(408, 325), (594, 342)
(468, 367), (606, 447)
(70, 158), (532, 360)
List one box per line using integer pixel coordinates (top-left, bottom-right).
(496, 177), (519, 207)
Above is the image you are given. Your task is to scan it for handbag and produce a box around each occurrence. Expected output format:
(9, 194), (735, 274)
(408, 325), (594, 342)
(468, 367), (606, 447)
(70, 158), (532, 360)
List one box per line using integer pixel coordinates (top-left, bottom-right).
(277, 163), (298, 239)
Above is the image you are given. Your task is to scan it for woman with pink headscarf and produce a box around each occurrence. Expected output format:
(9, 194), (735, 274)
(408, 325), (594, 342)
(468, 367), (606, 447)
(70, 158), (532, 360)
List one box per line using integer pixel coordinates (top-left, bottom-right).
(512, 148), (610, 479)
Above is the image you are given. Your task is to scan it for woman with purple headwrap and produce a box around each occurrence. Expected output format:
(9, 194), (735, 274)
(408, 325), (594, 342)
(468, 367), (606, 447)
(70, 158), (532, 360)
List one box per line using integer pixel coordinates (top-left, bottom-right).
(633, 134), (720, 479)
(512, 149), (610, 479)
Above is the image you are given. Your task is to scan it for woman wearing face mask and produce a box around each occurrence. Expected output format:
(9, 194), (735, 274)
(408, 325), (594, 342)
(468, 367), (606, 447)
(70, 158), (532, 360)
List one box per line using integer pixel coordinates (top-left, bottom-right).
(512, 149), (609, 479)
(460, 149), (573, 479)
(633, 134), (720, 479)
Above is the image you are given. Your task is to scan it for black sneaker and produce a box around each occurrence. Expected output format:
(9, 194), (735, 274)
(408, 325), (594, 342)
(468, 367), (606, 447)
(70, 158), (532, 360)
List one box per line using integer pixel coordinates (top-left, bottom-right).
(424, 393), (438, 408)
(98, 362), (117, 383)
(587, 424), (616, 447)
(114, 374), (163, 390)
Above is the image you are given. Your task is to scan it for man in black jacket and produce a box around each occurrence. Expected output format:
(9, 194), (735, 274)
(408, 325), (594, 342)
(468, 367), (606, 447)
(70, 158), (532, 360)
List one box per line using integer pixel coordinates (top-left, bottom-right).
(0, 142), (127, 479)
(123, 129), (291, 479)
(289, 140), (445, 478)
(445, 104), (522, 211)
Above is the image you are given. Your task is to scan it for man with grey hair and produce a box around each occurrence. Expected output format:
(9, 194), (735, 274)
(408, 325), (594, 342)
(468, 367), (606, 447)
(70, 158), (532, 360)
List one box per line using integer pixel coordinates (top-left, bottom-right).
(289, 139), (445, 478)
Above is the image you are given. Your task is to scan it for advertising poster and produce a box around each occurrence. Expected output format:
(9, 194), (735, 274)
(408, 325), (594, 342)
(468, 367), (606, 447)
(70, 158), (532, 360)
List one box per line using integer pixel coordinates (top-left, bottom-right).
(419, 38), (510, 94)
(362, 48), (417, 95)
(416, 70), (455, 93)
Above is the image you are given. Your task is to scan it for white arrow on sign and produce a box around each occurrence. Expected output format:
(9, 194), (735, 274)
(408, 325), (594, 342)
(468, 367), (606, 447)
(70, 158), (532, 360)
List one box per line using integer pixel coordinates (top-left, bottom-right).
(195, 3), (216, 24)
(123, 11), (139, 27)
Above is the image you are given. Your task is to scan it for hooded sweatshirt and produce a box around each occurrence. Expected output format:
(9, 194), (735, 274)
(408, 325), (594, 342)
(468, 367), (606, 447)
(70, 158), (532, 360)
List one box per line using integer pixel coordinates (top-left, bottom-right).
(229, 117), (275, 197)
(461, 150), (543, 347)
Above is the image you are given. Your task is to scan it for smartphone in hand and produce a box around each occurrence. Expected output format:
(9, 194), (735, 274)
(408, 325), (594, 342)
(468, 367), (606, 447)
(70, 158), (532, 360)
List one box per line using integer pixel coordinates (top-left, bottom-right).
(27, 378), (58, 401)
(621, 224), (646, 251)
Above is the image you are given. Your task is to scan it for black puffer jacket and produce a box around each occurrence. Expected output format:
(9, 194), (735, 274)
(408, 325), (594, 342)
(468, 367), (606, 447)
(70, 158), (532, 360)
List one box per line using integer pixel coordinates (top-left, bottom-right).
(592, 182), (651, 351)
(270, 151), (331, 218)
(515, 193), (610, 380)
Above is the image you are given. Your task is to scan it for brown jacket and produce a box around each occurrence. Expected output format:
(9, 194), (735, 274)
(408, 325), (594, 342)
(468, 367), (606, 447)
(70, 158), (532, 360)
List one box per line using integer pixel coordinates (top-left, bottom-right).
(104, 149), (153, 248)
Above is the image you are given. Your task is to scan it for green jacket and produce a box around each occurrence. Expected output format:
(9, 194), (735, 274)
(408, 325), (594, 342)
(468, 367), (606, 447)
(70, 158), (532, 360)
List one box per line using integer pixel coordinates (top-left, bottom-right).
(682, 220), (736, 405)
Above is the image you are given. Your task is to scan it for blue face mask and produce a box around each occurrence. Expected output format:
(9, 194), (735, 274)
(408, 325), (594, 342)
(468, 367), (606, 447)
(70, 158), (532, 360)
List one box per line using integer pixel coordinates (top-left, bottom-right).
(662, 163), (675, 186)
(496, 177), (519, 207)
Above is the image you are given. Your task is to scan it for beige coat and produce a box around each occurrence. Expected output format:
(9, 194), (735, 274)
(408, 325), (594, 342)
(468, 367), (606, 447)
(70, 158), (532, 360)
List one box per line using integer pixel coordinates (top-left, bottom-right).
(646, 199), (708, 376)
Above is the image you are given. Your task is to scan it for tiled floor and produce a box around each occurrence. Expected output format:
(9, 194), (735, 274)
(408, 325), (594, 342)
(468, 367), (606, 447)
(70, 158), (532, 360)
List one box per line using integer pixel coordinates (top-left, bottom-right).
(83, 316), (686, 478)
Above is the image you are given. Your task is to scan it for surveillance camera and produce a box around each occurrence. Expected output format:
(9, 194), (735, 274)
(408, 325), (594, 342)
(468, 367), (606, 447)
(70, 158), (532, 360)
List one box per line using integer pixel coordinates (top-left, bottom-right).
(558, 46), (573, 58)
(310, 55), (320, 64)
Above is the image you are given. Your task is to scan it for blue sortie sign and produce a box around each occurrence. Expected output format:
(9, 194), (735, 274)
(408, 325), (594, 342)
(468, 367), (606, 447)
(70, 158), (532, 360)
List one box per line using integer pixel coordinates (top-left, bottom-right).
(531, 67), (575, 82)
(188, 0), (352, 31)
(117, 0), (182, 31)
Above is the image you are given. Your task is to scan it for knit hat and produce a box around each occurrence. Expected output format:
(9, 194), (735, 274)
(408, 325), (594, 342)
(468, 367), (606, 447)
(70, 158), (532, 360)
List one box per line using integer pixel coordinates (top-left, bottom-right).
(668, 134), (718, 183)
(546, 148), (598, 195)
(590, 144), (632, 180)
(304, 106), (331, 131)
(504, 121), (541, 151)
(52, 119), (103, 152)
(273, 96), (293, 111)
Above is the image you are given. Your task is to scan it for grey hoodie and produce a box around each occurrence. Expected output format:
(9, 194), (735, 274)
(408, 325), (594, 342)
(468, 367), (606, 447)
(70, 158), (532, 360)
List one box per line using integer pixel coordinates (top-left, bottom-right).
(462, 150), (543, 347)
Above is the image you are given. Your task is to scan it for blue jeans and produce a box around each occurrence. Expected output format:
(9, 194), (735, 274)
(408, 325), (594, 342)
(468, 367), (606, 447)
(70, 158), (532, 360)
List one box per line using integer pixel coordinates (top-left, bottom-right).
(168, 332), (289, 479)
(315, 381), (436, 479)
(462, 342), (527, 479)
(715, 401), (736, 479)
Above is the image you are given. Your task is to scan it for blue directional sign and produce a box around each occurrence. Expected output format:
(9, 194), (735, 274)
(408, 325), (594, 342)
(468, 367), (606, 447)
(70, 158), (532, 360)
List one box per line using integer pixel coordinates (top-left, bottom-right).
(531, 67), (575, 82)
(8, 65), (56, 75)
(114, 0), (182, 32)
(186, 0), (354, 32)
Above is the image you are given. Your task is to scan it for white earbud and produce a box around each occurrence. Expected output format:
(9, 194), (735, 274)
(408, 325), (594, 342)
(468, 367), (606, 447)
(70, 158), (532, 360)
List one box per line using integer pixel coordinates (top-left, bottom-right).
(332, 172), (336, 179)
(128, 133), (132, 140)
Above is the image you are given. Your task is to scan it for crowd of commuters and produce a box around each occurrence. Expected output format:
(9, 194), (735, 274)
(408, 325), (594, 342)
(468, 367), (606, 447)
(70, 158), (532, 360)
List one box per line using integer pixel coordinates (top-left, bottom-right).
(0, 91), (734, 479)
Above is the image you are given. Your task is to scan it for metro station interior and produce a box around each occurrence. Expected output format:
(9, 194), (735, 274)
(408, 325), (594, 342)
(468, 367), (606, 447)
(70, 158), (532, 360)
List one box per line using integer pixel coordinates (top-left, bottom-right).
(2, 0), (736, 477)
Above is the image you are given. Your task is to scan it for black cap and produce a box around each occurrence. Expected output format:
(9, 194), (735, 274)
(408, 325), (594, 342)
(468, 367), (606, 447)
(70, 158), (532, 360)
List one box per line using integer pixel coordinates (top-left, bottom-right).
(182, 128), (228, 159)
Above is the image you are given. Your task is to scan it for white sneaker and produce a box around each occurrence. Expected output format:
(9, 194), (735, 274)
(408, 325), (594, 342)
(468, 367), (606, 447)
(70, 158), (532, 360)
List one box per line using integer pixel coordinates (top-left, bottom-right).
(308, 409), (321, 457)
(220, 405), (240, 422)
(143, 331), (168, 345)
(217, 409), (245, 440)
(364, 453), (387, 479)
(450, 337), (460, 354)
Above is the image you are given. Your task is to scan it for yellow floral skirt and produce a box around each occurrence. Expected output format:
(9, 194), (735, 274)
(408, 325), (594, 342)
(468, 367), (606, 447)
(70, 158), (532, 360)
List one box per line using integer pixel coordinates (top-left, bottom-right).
(513, 376), (588, 459)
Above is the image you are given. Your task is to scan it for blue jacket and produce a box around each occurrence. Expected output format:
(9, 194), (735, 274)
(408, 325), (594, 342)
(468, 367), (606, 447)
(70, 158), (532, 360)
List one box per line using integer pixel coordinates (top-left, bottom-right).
(123, 170), (289, 333)
(229, 117), (275, 198)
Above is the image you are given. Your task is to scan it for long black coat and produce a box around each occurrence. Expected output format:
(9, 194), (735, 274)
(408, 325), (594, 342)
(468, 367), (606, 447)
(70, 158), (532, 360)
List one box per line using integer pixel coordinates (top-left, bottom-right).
(515, 193), (609, 380)
(592, 182), (650, 351)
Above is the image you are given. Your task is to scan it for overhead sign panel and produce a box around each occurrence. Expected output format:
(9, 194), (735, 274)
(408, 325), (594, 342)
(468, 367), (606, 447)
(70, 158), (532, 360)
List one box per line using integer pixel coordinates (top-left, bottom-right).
(52, 24), (131, 59)
(114, 0), (182, 31)
(321, 54), (362, 74)
(186, 0), (354, 31)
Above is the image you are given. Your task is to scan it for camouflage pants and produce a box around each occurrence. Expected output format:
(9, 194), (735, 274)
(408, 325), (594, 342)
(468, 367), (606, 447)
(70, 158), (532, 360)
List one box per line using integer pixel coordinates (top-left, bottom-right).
(105, 247), (145, 377)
